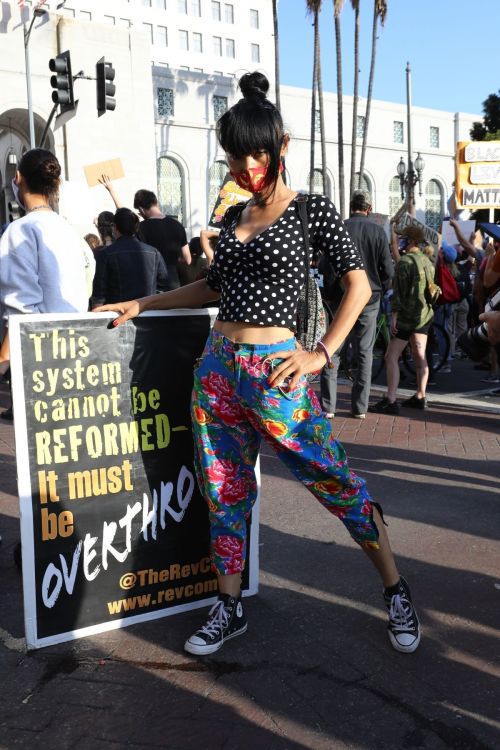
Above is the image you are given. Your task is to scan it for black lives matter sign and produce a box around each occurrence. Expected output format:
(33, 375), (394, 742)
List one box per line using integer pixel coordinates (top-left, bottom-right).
(10, 312), (257, 649)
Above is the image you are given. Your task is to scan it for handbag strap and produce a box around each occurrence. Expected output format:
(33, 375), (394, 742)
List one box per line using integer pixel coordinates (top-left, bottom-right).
(294, 193), (311, 314)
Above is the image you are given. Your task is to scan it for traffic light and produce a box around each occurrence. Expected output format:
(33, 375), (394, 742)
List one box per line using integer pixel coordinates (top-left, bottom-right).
(49, 51), (74, 107)
(8, 200), (23, 223)
(96, 58), (116, 116)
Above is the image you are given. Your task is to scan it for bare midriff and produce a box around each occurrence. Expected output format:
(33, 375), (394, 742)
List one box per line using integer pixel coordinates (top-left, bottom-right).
(213, 320), (294, 344)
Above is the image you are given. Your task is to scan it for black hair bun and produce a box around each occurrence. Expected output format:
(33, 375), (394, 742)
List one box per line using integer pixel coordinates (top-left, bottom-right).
(41, 157), (61, 183)
(239, 71), (269, 100)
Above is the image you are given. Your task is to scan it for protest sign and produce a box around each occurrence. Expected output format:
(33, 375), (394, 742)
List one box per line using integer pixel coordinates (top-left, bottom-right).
(455, 141), (500, 209)
(441, 219), (476, 247)
(84, 158), (125, 187)
(208, 173), (252, 228)
(9, 311), (259, 649)
(396, 212), (441, 254)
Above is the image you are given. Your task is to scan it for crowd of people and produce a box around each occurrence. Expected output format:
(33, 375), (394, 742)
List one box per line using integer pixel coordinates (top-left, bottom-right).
(1, 70), (500, 659)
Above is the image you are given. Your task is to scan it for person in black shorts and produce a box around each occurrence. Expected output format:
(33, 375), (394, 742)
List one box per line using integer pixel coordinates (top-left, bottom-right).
(370, 225), (435, 414)
(95, 71), (421, 658)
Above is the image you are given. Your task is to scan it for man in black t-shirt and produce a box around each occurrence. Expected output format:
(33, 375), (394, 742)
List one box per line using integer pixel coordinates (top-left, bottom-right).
(133, 189), (191, 290)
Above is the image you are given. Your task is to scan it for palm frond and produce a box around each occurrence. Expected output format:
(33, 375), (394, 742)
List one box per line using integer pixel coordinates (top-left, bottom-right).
(375, 0), (387, 25)
(334, 0), (345, 19)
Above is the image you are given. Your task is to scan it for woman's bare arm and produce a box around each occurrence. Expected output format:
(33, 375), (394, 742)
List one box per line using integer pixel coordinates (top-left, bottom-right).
(93, 279), (220, 326)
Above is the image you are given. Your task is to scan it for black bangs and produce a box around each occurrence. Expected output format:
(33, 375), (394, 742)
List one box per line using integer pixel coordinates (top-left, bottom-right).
(217, 98), (284, 189)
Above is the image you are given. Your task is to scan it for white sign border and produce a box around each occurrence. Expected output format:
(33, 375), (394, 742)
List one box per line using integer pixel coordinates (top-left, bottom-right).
(9, 309), (260, 650)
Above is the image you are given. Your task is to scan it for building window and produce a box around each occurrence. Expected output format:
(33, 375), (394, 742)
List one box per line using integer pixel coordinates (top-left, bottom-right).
(179, 29), (189, 50)
(155, 0), (167, 8)
(211, 1), (221, 21)
(191, 0), (201, 16)
(251, 43), (260, 63)
(157, 157), (184, 223)
(208, 160), (227, 219)
(356, 115), (365, 140)
(157, 25), (168, 46)
(213, 36), (222, 56)
(213, 95), (228, 120)
(393, 120), (404, 144)
(224, 3), (234, 23)
(430, 126), (440, 148)
(119, 18), (131, 27)
(226, 38), (235, 58)
(250, 9), (259, 28)
(177, 0), (187, 13)
(103, 15), (115, 24)
(388, 176), (402, 218)
(143, 22), (153, 43)
(424, 179), (444, 231)
(158, 87), (174, 117)
(310, 169), (332, 199)
(79, 10), (92, 20)
(192, 32), (202, 53)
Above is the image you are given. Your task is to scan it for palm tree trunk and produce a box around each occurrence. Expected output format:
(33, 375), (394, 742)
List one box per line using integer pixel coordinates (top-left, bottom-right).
(309, 11), (319, 194)
(317, 43), (328, 196)
(358, 2), (378, 189)
(272, 0), (281, 111)
(349, 1), (360, 200)
(334, 10), (345, 217)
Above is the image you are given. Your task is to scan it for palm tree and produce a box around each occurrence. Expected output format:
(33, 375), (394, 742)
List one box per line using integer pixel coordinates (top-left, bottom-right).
(306, 1), (327, 195)
(349, 0), (360, 202)
(333, 0), (345, 217)
(272, 0), (281, 111)
(358, 1), (387, 190)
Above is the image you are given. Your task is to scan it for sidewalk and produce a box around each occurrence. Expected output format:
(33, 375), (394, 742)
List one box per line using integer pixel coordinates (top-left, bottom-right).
(1, 380), (499, 749)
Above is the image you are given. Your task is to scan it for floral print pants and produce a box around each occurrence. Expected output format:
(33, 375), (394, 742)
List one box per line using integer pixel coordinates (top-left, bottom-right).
(191, 330), (380, 576)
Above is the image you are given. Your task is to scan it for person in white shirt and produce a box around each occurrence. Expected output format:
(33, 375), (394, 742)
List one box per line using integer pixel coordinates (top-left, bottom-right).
(0, 148), (94, 387)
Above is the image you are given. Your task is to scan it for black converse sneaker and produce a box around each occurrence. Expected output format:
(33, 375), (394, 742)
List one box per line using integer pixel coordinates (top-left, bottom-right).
(384, 576), (421, 653)
(184, 593), (247, 655)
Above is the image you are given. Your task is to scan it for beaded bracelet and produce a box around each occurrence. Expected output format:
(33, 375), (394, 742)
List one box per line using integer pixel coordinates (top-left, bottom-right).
(315, 340), (334, 369)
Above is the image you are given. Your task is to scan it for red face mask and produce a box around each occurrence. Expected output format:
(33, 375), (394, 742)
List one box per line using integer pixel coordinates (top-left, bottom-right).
(230, 161), (284, 194)
(230, 166), (268, 193)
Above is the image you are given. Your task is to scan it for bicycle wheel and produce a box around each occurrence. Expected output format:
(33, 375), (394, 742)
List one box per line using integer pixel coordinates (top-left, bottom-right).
(401, 323), (450, 376)
(340, 327), (388, 382)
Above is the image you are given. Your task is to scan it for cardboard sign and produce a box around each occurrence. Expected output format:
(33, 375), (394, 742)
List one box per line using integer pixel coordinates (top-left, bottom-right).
(208, 173), (252, 228)
(396, 212), (441, 254)
(84, 158), (125, 188)
(9, 311), (259, 649)
(441, 219), (476, 247)
(455, 141), (500, 208)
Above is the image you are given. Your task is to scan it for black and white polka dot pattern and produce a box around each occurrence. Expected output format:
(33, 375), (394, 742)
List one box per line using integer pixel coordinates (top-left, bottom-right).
(206, 194), (364, 328)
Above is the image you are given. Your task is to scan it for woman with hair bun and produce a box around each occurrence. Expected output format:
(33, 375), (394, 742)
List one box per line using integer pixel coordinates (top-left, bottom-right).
(95, 72), (420, 656)
(0, 149), (94, 376)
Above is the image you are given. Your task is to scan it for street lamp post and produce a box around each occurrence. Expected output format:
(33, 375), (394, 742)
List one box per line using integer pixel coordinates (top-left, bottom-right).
(23, 6), (48, 149)
(396, 62), (425, 217)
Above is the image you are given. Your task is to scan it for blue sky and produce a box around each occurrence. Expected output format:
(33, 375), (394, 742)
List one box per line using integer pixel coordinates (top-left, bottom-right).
(278, 0), (500, 117)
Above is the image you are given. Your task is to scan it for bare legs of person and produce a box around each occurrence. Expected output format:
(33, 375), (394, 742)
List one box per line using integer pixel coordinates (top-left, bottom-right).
(410, 333), (429, 399)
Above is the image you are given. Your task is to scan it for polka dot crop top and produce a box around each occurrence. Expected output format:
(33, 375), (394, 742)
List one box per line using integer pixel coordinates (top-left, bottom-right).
(205, 194), (364, 328)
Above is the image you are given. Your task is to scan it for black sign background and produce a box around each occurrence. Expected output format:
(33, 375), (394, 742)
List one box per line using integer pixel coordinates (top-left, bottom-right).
(13, 312), (254, 647)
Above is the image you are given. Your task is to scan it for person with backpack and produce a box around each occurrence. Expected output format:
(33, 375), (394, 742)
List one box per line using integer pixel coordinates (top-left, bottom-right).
(370, 225), (436, 414)
(95, 71), (421, 658)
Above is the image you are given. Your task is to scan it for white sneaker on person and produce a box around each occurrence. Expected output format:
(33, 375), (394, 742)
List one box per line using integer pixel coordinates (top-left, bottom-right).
(184, 594), (247, 655)
(384, 577), (421, 653)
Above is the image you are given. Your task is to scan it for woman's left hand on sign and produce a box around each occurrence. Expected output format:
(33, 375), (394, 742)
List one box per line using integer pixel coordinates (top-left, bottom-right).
(92, 299), (141, 327)
(267, 348), (325, 391)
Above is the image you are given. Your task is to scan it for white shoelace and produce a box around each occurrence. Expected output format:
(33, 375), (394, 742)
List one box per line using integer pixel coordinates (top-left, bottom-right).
(199, 600), (230, 639)
(389, 594), (415, 633)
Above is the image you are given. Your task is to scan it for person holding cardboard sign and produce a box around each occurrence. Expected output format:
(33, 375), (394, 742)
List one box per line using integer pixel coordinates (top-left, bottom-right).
(95, 72), (420, 658)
